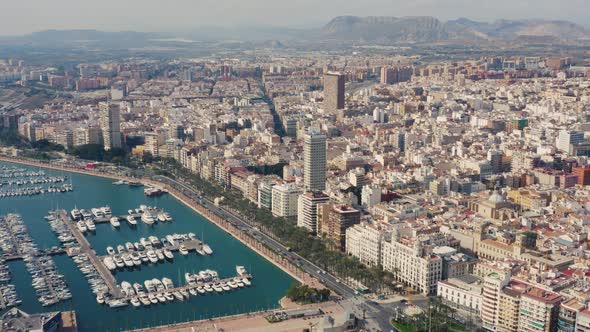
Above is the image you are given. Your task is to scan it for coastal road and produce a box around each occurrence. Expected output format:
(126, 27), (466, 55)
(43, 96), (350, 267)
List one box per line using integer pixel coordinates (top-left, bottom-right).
(151, 175), (394, 331)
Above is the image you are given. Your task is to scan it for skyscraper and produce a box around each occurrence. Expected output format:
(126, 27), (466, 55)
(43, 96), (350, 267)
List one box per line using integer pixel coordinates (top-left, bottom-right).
(323, 72), (345, 113)
(304, 129), (327, 193)
(99, 102), (122, 150)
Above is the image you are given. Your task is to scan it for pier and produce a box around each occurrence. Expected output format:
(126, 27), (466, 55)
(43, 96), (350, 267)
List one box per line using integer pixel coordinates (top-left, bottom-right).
(56, 210), (123, 298)
(122, 274), (252, 302)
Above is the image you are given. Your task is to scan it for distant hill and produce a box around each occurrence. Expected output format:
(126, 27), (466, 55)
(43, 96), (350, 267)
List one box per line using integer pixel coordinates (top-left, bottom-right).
(27, 29), (155, 42)
(321, 16), (590, 43)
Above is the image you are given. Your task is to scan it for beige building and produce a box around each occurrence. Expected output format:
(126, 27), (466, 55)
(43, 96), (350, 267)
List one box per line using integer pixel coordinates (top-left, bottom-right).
(271, 183), (302, 218)
(345, 222), (390, 267)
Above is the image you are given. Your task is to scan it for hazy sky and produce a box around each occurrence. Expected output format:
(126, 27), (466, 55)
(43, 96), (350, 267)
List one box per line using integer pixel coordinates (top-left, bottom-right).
(1, 0), (589, 35)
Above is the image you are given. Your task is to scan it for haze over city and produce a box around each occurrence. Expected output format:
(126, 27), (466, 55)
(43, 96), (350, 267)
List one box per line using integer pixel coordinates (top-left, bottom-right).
(1, 0), (590, 35)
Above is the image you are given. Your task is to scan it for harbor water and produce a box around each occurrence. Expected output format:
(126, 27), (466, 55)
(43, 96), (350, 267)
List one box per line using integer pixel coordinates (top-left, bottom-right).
(0, 161), (295, 331)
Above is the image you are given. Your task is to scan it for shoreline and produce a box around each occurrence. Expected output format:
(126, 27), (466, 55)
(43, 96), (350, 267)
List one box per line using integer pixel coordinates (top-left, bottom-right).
(0, 156), (307, 293)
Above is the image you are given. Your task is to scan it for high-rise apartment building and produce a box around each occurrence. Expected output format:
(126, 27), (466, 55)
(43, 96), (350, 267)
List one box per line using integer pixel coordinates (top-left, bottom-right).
(304, 129), (327, 193)
(556, 130), (584, 154)
(323, 72), (345, 113)
(297, 192), (329, 233)
(99, 102), (122, 150)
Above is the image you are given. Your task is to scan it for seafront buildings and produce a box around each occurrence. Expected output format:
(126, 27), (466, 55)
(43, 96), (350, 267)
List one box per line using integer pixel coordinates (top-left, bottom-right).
(7, 52), (590, 331)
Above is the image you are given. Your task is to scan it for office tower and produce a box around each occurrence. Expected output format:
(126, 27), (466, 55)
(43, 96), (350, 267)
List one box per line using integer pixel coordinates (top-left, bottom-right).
(323, 72), (345, 113)
(556, 130), (584, 153)
(304, 129), (327, 193)
(99, 102), (122, 150)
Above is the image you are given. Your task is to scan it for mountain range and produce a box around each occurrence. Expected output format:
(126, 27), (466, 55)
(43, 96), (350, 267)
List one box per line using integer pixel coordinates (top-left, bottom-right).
(320, 16), (590, 43)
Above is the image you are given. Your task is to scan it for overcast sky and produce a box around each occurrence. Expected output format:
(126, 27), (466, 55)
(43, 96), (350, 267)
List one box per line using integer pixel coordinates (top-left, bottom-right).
(1, 0), (589, 35)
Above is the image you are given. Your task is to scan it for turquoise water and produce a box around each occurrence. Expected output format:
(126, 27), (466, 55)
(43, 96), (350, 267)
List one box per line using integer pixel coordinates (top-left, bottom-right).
(0, 162), (295, 331)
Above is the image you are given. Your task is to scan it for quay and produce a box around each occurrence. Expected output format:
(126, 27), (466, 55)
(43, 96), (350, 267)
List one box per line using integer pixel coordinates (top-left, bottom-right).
(3, 248), (66, 261)
(56, 210), (123, 298)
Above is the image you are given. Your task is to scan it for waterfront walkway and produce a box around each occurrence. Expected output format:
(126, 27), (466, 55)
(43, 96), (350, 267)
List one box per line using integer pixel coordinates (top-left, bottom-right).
(57, 210), (123, 298)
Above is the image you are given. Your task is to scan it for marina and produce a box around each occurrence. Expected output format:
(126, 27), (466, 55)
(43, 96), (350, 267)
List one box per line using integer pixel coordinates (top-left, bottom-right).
(0, 161), (294, 332)
(0, 214), (71, 307)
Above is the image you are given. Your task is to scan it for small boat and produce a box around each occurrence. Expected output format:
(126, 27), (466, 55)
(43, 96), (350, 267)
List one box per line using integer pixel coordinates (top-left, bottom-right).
(197, 287), (205, 294)
(180, 289), (189, 298)
(147, 250), (158, 263)
(156, 250), (165, 261)
(228, 281), (238, 289)
(156, 293), (167, 303)
(131, 253), (142, 266)
(163, 212), (173, 222)
(237, 281), (245, 287)
(125, 242), (135, 251)
(113, 180), (127, 185)
(236, 266), (247, 276)
(103, 257), (116, 270)
(202, 245), (213, 255)
(106, 246), (115, 255)
(157, 213), (167, 222)
(144, 280), (156, 293)
(179, 245), (188, 255)
(96, 293), (105, 304)
(110, 217), (120, 228)
(148, 294), (158, 304)
(164, 292), (174, 301)
(128, 181), (143, 187)
(85, 219), (96, 232)
(108, 299), (128, 308)
(162, 278), (174, 290)
(126, 215), (137, 225)
(213, 285), (223, 292)
(117, 245), (126, 253)
(196, 248), (206, 256)
(133, 283), (145, 294)
(114, 255), (125, 268)
(91, 208), (104, 218)
(131, 297), (141, 307)
(127, 209), (134, 215)
(77, 221), (87, 233)
(101, 206), (112, 217)
(139, 252), (149, 263)
(189, 288), (197, 296)
(222, 284), (231, 292)
(123, 254), (134, 267)
(80, 209), (92, 219)
(173, 291), (184, 301)
(139, 295), (150, 306)
(71, 208), (82, 220)
(163, 249), (174, 260)
(241, 278), (251, 286)
(152, 279), (165, 291)
(185, 273), (196, 285)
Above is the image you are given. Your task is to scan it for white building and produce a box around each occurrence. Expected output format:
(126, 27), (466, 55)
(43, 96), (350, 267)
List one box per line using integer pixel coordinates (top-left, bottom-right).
(361, 185), (381, 209)
(271, 183), (302, 218)
(345, 222), (390, 267)
(556, 130), (584, 154)
(437, 275), (483, 315)
(381, 232), (444, 295)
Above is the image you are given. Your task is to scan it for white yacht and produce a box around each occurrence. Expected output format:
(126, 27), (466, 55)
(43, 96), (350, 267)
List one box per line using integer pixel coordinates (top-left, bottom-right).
(80, 209), (92, 219)
(202, 244), (213, 255)
(221, 284), (231, 292)
(126, 215), (137, 225)
(148, 294), (158, 304)
(155, 250), (165, 261)
(96, 293), (105, 304)
(236, 266), (247, 276)
(163, 212), (173, 222)
(157, 213), (167, 222)
(76, 221), (87, 233)
(139, 252), (149, 263)
(228, 281), (238, 289)
(197, 287), (205, 294)
(110, 217), (120, 228)
(101, 206), (112, 217)
(130, 297), (141, 307)
(189, 288), (197, 296)
(123, 254), (134, 267)
(131, 252), (142, 266)
(241, 278), (251, 286)
(162, 278), (174, 290)
(147, 250), (158, 263)
(117, 245), (126, 253)
(179, 245), (189, 255)
(85, 219), (96, 232)
(114, 256), (125, 268)
(144, 280), (156, 293)
(106, 246), (115, 255)
(91, 208), (104, 218)
(164, 292), (174, 301)
(125, 242), (135, 251)
(185, 273), (196, 285)
(103, 257), (116, 270)
(70, 208), (82, 220)
(139, 295), (150, 306)
(133, 283), (145, 294)
(141, 212), (155, 225)
(156, 293), (167, 303)
(163, 249), (174, 260)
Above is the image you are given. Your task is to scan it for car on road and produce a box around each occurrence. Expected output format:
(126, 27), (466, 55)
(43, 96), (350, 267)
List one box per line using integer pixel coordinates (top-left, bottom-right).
(400, 299), (408, 305)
